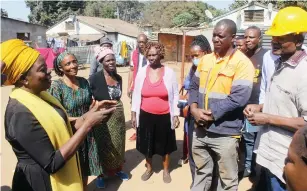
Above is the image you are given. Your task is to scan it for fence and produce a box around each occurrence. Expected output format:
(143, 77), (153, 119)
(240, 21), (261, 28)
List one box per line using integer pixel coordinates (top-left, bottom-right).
(67, 45), (97, 67)
(66, 41), (135, 67)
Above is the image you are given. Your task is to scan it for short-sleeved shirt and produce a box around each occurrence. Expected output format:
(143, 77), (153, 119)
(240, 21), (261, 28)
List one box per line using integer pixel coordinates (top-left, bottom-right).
(48, 77), (92, 117)
(254, 50), (307, 183)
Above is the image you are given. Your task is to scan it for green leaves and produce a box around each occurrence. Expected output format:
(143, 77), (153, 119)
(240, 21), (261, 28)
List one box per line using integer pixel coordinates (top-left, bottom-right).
(25, 0), (85, 27)
(172, 12), (195, 27)
(25, 1), (227, 29)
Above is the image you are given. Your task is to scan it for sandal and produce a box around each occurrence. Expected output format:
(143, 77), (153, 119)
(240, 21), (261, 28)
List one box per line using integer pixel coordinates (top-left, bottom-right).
(141, 169), (153, 181)
(163, 171), (172, 184)
(96, 177), (106, 189)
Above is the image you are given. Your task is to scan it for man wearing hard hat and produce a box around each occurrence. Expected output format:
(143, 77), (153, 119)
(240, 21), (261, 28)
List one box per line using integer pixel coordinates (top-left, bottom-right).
(244, 7), (307, 190)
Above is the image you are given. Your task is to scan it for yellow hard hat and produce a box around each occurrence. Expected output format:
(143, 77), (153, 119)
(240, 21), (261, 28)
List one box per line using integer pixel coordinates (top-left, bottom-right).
(265, 6), (307, 36)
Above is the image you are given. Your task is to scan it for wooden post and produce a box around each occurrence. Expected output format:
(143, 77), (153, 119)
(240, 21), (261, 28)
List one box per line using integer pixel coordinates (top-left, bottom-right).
(181, 30), (186, 86)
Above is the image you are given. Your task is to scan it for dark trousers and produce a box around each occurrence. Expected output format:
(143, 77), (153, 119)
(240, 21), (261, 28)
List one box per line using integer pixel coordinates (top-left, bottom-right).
(186, 117), (196, 182)
(256, 168), (287, 191)
(243, 131), (257, 174)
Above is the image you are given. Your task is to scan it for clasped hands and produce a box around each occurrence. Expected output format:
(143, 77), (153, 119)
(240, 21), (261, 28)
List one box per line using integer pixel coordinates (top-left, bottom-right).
(243, 104), (269, 126)
(191, 108), (214, 127)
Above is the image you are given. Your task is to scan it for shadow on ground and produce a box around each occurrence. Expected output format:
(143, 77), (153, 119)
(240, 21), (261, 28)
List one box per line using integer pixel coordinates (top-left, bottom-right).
(87, 140), (184, 191)
(125, 120), (133, 131)
(1, 186), (11, 191)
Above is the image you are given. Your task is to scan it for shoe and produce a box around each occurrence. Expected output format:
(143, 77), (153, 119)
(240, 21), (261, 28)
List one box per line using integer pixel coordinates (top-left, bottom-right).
(96, 177), (105, 189)
(129, 133), (137, 141)
(115, 171), (129, 181)
(163, 171), (172, 183)
(141, 170), (153, 181)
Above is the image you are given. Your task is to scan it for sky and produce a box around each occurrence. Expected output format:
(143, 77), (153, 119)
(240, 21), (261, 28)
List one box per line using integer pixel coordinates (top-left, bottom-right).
(0, 0), (234, 22)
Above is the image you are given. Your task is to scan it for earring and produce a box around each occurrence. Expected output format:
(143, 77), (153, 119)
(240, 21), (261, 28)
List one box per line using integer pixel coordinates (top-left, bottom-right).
(25, 81), (29, 85)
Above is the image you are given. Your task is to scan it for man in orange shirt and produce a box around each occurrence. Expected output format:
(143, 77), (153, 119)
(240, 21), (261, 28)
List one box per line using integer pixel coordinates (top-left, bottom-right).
(189, 19), (254, 191)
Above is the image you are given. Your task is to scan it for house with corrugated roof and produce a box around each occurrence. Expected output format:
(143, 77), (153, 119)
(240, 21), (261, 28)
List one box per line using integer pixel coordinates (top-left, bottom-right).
(211, 1), (279, 31)
(46, 15), (141, 46)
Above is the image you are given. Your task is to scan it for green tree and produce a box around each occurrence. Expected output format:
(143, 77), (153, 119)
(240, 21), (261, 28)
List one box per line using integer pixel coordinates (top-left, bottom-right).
(141, 1), (225, 29)
(83, 1), (145, 23)
(172, 12), (195, 27)
(25, 1), (85, 27)
(83, 1), (116, 18)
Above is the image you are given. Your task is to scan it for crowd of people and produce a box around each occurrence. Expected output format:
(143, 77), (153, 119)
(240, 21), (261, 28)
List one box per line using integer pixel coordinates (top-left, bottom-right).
(1, 6), (307, 191)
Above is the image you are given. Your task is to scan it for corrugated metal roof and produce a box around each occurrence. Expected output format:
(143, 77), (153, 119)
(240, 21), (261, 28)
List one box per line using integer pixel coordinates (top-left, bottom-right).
(76, 16), (140, 38)
(68, 34), (105, 42)
(156, 27), (209, 37)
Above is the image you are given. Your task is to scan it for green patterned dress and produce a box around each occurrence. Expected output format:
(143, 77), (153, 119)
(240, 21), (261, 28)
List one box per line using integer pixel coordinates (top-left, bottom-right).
(89, 83), (126, 176)
(48, 76), (92, 176)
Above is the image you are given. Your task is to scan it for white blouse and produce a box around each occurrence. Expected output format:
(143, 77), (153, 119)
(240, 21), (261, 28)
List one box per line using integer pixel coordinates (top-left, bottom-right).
(131, 65), (180, 129)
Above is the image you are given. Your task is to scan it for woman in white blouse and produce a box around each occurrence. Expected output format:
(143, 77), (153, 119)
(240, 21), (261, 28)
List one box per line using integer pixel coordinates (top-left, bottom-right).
(131, 42), (180, 183)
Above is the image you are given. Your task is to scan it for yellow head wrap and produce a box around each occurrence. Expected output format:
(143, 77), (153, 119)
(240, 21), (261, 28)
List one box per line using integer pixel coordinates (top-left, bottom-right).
(1, 39), (40, 85)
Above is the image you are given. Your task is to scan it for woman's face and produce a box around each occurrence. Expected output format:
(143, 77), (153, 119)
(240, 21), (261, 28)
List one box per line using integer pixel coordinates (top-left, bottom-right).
(23, 55), (52, 93)
(147, 47), (160, 65)
(102, 54), (116, 72)
(60, 54), (78, 77)
(190, 45), (206, 59)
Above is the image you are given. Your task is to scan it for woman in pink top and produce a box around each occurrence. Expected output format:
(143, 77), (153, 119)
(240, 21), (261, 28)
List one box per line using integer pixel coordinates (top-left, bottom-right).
(131, 42), (180, 183)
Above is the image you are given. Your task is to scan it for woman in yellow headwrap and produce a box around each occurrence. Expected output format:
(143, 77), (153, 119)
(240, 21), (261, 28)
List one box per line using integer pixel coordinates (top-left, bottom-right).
(1, 39), (117, 191)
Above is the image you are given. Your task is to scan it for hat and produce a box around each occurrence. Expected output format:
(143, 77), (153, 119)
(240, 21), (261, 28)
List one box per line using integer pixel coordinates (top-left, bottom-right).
(100, 37), (113, 46)
(1, 39), (40, 85)
(94, 46), (114, 62)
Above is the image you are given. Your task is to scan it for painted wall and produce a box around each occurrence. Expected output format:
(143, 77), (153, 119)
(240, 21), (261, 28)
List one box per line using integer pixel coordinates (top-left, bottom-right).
(1, 17), (47, 47)
(46, 18), (101, 36)
(212, 5), (278, 30)
(117, 34), (136, 43)
(105, 33), (117, 44)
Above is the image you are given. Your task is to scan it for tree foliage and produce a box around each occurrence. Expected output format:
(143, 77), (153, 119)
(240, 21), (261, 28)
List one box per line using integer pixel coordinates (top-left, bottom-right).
(172, 12), (195, 27)
(83, 1), (145, 23)
(25, 1), (225, 29)
(229, 0), (307, 11)
(25, 1), (85, 27)
(1, 8), (8, 17)
(140, 1), (225, 29)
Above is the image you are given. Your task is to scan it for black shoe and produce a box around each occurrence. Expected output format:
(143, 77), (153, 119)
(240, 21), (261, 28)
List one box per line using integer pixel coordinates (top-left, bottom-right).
(243, 169), (251, 178)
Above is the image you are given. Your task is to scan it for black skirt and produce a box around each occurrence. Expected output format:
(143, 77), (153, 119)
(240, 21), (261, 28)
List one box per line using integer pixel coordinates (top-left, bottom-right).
(136, 110), (177, 158)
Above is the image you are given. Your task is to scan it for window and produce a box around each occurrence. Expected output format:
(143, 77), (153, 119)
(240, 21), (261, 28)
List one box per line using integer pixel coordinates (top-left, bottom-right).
(244, 10), (264, 22)
(17, 33), (30, 41)
(65, 21), (75, 30)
